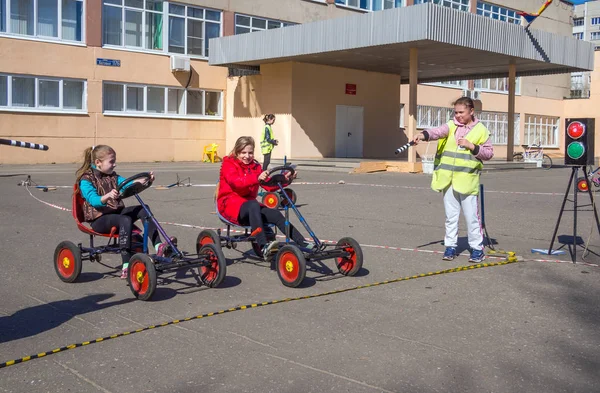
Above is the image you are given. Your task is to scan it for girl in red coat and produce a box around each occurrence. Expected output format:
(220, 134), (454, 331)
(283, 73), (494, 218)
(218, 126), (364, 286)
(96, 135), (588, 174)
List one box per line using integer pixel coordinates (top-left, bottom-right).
(217, 136), (310, 258)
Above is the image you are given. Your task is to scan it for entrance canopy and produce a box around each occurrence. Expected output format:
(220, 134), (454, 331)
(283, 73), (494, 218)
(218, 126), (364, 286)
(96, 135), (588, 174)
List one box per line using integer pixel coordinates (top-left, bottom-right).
(209, 3), (594, 82)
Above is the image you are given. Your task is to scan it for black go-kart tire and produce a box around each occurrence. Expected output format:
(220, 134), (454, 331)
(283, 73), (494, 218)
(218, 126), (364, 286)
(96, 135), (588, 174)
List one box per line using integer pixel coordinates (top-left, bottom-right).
(262, 192), (280, 209)
(275, 245), (306, 288)
(127, 253), (157, 301)
(196, 229), (222, 253)
(54, 241), (82, 283)
(577, 177), (590, 193)
(198, 243), (226, 288)
(335, 237), (363, 276)
(280, 188), (297, 207)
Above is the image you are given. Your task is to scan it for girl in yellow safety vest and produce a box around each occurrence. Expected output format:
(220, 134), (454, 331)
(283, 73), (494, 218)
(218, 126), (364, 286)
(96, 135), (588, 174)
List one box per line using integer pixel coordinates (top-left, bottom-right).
(413, 97), (494, 263)
(260, 114), (278, 170)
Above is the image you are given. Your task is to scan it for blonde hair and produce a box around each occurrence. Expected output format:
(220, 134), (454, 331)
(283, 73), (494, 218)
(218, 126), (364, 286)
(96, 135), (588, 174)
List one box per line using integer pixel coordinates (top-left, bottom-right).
(75, 145), (115, 182)
(229, 136), (255, 157)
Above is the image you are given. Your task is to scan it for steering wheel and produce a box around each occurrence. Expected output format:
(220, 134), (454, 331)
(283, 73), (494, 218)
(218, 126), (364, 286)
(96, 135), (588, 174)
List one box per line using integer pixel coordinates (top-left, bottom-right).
(260, 166), (295, 188)
(117, 172), (153, 199)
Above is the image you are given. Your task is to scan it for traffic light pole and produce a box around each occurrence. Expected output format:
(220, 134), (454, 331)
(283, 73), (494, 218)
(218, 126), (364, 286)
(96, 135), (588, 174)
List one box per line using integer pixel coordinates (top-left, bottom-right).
(548, 166), (600, 263)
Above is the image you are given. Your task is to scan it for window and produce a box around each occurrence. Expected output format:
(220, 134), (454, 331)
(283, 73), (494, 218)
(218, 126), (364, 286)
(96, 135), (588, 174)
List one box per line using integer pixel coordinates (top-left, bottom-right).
(413, 0), (469, 12)
(0, 0), (5, 32)
(524, 114), (559, 147)
(0, 0), (83, 41)
(102, 1), (222, 56)
(168, 3), (221, 57)
(570, 72), (591, 99)
(0, 75), (7, 106)
(474, 77), (520, 94)
(591, 17), (600, 25)
(334, 0), (403, 11)
(476, 111), (520, 145)
(147, 86), (164, 113)
(103, 82), (222, 118)
(126, 85), (144, 111)
(0, 73), (86, 112)
(416, 105), (454, 128)
(571, 73), (583, 90)
(476, 2), (520, 25)
(591, 31), (600, 40)
(103, 0), (164, 50)
(425, 80), (467, 88)
(38, 79), (60, 107)
(573, 17), (583, 27)
(573, 32), (583, 40)
(234, 14), (294, 35)
(12, 76), (34, 107)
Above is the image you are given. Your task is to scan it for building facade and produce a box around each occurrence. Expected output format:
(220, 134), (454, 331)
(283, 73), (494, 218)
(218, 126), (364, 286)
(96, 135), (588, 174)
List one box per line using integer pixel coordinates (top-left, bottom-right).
(0, 0), (594, 164)
(571, 0), (600, 98)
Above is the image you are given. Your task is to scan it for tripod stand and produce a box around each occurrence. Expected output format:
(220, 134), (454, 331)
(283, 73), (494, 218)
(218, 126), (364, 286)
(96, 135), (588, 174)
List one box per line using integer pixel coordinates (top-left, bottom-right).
(549, 166), (600, 262)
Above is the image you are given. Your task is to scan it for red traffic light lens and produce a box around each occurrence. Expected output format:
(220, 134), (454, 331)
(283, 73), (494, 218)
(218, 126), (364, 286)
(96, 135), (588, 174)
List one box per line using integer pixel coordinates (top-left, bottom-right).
(567, 121), (585, 139)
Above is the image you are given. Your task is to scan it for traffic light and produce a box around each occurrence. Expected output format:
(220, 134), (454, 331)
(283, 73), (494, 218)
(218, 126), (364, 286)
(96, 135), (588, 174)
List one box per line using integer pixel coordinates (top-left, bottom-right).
(565, 118), (595, 166)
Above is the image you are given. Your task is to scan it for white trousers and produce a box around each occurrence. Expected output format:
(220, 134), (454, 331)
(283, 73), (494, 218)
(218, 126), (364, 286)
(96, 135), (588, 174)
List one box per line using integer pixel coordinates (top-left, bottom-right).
(443, 185), (484, 251)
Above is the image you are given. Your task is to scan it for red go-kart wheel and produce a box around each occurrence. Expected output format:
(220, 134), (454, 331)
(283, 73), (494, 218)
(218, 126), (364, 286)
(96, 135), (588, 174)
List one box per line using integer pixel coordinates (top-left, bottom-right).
(577, 177), (590, 193)
(196, 229), (222, 253)
(335, 237), (363, 276)
(262, 192), (280, 209)
(54, 241), (82, 283)
(127, 253), (157, 301)
(198, 243), (226, 288)
(280, 188), (297, 207)
(275, 245), (306, 288)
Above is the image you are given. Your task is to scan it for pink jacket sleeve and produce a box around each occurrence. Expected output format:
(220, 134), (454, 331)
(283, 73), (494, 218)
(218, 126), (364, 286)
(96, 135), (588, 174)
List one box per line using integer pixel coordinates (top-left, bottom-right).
(424, 123), (450, 141)
(474, 137), (494, 161)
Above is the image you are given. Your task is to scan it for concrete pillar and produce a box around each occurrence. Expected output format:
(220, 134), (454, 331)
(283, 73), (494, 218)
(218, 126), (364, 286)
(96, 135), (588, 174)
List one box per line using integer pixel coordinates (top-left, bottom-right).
(408, 47), (418, 167)
(507, 63), (516, 161)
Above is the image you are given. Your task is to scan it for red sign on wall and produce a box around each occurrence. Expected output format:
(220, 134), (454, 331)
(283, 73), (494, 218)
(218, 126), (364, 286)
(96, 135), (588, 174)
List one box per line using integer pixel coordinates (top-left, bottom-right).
(345, 84), (357, 95)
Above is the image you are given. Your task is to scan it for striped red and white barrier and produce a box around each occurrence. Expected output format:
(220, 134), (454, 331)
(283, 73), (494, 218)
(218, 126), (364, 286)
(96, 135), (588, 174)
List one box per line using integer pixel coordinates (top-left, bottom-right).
(23, 187), (598, 268)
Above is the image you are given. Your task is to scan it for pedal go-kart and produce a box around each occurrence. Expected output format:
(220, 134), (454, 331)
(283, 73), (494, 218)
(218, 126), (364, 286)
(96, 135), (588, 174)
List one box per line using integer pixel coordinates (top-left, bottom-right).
(54, 172), (226, 301)
(197, 166), (363, 288)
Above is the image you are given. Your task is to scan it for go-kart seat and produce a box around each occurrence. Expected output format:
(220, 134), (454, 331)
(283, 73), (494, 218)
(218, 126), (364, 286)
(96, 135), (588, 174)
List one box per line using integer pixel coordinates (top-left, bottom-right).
(72, 185), (141, 238)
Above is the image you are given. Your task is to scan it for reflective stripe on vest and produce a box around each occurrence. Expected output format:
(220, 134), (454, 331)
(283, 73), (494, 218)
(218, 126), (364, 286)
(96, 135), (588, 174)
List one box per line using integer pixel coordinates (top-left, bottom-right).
(261, 125), (274, 155)
(430, 121), (490, 195)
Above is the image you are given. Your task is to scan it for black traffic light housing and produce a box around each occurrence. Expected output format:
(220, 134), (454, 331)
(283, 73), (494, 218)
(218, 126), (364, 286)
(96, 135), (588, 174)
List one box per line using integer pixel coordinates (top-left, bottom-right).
(564, 118), (595, 166)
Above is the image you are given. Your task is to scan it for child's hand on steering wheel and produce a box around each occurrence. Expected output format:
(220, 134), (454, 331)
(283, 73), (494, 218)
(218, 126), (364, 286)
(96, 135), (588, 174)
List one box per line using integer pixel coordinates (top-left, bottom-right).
(101, 189), (119, 204)
(285, 171), (296, 180)
(258, 170), (269, 182)
(135, 171), (154, 184)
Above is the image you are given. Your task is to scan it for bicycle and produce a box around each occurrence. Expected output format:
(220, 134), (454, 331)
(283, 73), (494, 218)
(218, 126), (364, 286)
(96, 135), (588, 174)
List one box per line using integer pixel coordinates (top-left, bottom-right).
(512, 142), (552, 170)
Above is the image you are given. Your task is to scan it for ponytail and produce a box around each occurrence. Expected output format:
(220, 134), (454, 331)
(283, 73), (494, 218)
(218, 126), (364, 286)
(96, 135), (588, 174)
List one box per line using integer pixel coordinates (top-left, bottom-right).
(263, 114), (275, 124)
(75, 147), (94, 183)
